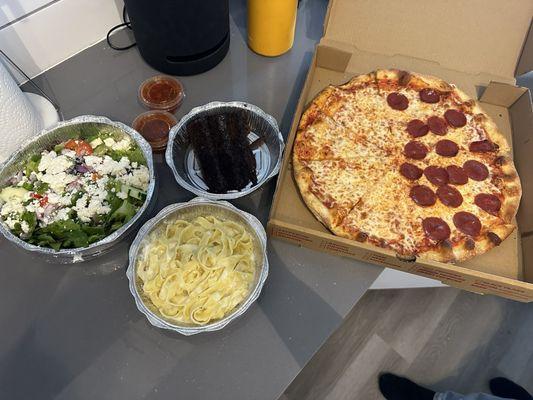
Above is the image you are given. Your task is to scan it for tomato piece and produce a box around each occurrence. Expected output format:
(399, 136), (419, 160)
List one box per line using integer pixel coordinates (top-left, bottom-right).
(39, 196), (48, 207)
(64, 139), (78, 151)
(64, 139), (93, 156)
(75, 140), (93, 156)
(30, 193), (43, 200)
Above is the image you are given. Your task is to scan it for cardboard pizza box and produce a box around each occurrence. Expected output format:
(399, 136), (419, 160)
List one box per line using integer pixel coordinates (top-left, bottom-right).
(268, 0), (533, 301)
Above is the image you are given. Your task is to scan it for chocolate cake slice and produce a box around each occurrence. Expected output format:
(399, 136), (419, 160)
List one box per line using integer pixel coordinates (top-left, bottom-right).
(226, 111), (257, 186)
(187, 117), (228, 193)
(187, 110), (258, 193)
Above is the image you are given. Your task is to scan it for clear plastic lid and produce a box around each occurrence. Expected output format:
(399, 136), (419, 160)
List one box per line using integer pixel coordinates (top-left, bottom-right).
(138, 75), (185, 114)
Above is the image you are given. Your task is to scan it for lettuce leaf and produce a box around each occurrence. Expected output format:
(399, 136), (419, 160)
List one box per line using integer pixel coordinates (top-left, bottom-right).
(25, 154), (41, 176)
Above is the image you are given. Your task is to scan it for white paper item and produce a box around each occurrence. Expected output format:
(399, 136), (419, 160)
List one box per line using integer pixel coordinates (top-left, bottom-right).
(0, 61), (43, 163)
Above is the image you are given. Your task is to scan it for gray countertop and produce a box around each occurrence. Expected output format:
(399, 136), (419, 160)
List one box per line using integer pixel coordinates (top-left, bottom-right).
(0, 1), (383, 399)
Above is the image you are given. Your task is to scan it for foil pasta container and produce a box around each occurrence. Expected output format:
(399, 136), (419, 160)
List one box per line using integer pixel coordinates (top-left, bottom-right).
(165, 101), (284, 200)
(126, 197), (269, 335)
(0, 115), (156, 264)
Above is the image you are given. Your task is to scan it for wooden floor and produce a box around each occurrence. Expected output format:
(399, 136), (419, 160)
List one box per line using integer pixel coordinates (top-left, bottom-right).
(282, 288), (533, 400)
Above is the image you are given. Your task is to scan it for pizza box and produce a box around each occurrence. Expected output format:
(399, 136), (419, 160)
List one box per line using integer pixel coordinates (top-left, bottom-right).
(268, 0), (533, 302)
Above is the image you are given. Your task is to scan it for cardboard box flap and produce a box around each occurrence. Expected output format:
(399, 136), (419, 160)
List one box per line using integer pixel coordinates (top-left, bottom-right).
(508, 90), (533, 235)
(516, 20), (533, 76)
(323, 0), (533, 80)
(317, 38), (516, 96)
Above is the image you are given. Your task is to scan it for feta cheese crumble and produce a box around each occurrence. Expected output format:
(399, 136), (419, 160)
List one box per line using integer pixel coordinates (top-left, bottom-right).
(38, 151), (74, 175)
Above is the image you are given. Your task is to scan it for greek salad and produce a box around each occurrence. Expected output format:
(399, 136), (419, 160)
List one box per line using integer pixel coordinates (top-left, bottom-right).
(0, 130), (150, 250)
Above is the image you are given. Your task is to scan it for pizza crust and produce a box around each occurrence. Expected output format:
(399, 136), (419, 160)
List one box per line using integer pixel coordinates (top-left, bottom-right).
(338, 71), (376, 91)
(298, 86), (336, 131)
(469, 102), (522, 223)
(293, 157), (332, 227)
(500, 171), (522, 222)
(447, 223), (516, 262)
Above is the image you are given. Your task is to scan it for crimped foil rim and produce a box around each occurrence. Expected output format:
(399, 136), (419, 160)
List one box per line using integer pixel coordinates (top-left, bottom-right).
(126, 197), (269, 335)
(0, 115), (156, 261)
(165, 101), (284, 200)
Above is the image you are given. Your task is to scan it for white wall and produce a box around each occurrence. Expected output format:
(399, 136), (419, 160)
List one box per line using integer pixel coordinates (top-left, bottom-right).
(0, 0), (123, 83)
(0, 0), (55, 28)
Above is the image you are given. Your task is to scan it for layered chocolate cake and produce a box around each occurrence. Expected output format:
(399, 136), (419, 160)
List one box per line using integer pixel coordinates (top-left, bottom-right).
(187, 110), (258, 193)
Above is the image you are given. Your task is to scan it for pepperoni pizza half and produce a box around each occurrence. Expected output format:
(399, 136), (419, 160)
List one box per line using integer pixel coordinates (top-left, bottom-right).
(293, 69), (522, 263)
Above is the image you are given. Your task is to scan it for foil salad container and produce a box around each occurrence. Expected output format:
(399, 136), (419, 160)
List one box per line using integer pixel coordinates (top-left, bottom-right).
(165, 101), (284, 200)
(0, 115), (156, 264)
(126, 197), (269, 335)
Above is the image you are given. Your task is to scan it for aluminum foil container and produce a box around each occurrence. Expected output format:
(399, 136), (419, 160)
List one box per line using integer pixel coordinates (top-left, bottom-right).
(126, 197), (269, 335)
(165, 101), (284, 200)
(0, 115), (156, 264)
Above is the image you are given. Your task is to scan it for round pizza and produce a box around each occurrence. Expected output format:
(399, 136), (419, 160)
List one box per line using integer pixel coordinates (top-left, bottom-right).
(293, 69), (522, 263)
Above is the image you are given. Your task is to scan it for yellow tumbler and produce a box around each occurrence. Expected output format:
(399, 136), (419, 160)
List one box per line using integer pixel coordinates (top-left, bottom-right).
(247, 0), (298, 57)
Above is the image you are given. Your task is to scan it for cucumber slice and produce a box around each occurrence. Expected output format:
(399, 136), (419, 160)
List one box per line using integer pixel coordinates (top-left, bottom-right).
(122, 185), (146, 201)
(93, 144), (107, 156)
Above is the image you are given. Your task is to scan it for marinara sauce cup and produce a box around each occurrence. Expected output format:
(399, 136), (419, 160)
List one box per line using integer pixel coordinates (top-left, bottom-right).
(138, 75), (185, 114)
(133, 110), (177, 152)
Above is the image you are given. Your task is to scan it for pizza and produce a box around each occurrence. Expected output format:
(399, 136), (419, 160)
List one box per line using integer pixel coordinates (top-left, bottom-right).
(293, 69), (522, 263)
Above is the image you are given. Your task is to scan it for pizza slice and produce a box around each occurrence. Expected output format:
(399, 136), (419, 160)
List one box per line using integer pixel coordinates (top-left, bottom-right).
(296, 89), (405, 161)
(293, 158), (389, 233)
(293, 111), (370, 160)
(335, 170), (425, 256)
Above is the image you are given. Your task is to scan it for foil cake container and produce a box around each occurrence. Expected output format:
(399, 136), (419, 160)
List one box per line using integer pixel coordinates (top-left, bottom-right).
(0, 115), (156, 264)
(126, 197), (269, 335)
(165, 101), (284, 200)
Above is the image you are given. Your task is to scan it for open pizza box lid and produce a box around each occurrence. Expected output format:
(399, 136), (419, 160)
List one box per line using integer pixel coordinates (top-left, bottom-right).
(322, 0), (533, 80)
(268, 0), (533, 301)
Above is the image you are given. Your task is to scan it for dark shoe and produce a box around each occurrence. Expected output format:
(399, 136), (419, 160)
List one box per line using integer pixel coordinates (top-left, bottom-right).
(489, 377), (532, 400)
(378, 373), (435, 400)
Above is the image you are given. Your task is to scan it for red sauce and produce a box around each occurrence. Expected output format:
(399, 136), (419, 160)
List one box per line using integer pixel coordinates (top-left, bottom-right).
(133, 111), (177, 152)
(138, 75), (184, 113)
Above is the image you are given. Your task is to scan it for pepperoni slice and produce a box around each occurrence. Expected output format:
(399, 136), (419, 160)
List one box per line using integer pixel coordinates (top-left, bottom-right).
(446, 165), (468, 185)
(469, 140), (495, 153)
(406, 119), (429, 138)
(400, 162), (423, 180)
(463, 160), (489, 181)
(465, 238), (476, 250)
(404, 141), (428, 160)
(427, 116), (448, 135)
(487, 232), (502, 246)
(436, 185), (463, 207)
(422, 217), (451, 241)
(424, 166), (449, 186)
(453, 212), (481, 237)
(475, 193), (501, 215)
(435, 139), (459, 157)
(410, 185), (436, 206)
(419, 88), (440, 103)
(387, 92), (409, 110)
(444, 109), (467, 127)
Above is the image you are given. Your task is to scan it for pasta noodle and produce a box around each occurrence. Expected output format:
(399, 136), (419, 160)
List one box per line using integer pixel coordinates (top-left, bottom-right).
(136, 215), (256, 325)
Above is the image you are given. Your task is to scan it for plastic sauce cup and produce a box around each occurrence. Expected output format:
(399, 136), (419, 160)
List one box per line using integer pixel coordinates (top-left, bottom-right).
(132, 110), (177, 152)
(138, 75), (185, 114)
